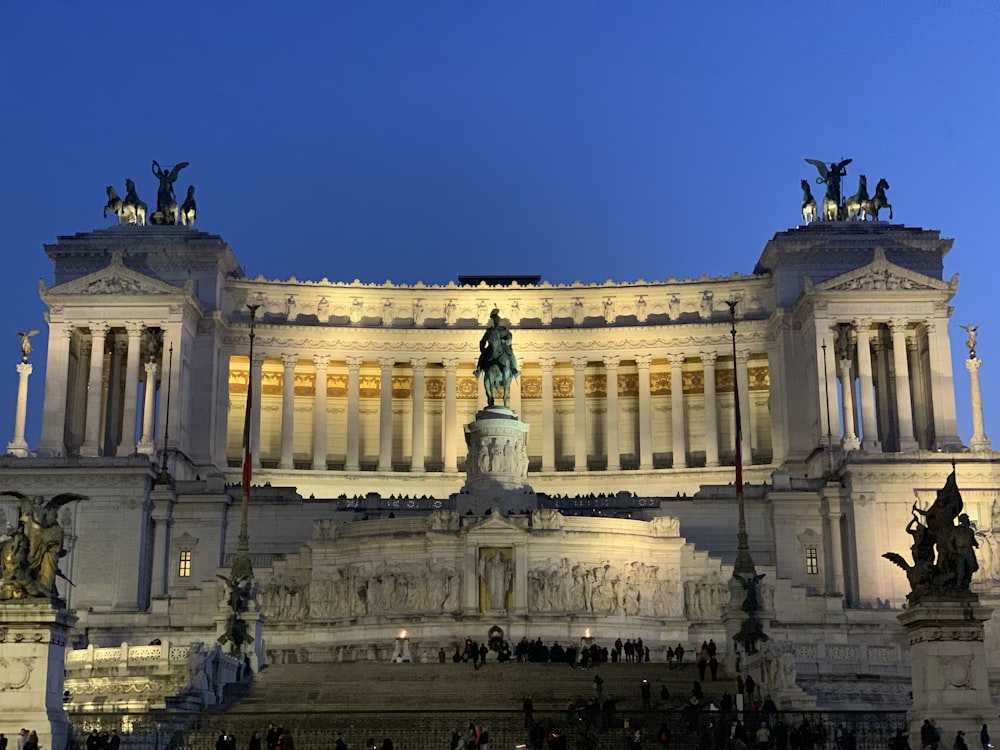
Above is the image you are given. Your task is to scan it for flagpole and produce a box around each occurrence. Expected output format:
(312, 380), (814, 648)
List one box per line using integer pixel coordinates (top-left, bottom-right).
(727, 300), (756, 577)
(231, 304), (260, 582)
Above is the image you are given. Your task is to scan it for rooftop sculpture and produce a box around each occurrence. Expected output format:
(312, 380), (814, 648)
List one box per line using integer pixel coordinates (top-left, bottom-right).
(103, 161), (195, 227)
(802, 158), (891, 222)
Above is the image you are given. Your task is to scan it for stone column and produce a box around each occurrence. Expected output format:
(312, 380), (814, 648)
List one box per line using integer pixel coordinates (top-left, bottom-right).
(821, 489), (847, 596)
(509, 370), (522, 415)
(967, 357), (991, 452)
(636, 354), (654, 470)
(103, 337), (126, 456)
(603, 355), (621, 471)
(137, 360), (159, 455)
(701, 352), (719, 467)
(149, 487), (175, 597)
(250, 353), (264, 469)
(312, 355), (329, 470)
(7, 361), (32, 456)
(80, 323), (109, 457)
(443, 357), (459, 472)
(668, 353), (687, 468)
(38, 323), (72, 456)
(540, 357), (556, 471)
(378, 357), (395, 471)
(852, 319), (880, 451)
(889, 319), (918, 452)
(115, 322), (144, 456)
(345, 356), (363, 471)
(925, 318), (962, 450)
(838, 356), (860, 450)
(571, 356), (588, 471)
(907, 332), (931, 449)
(279, 354), (297, 469)
(410, 358), (426, 471)
(736, 349), (752, 465)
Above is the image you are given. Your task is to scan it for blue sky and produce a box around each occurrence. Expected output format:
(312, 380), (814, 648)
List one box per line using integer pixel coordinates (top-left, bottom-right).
(1, 2), (997, 448)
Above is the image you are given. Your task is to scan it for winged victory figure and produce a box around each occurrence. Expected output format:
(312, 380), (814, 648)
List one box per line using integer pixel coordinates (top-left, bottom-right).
(805, 158), (852, 220)
(17, 330), (39, 362)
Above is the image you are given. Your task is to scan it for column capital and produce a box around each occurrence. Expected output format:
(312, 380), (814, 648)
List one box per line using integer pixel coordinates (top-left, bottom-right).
(346, 355), (364, 370)
(281, 354), (298, 368)
(602, 354), (621, 369)
(89, 322), (110, 337)
(667, 353), (686, 367)
(410, 357), (427, 372)
(16, 362), (32, 377)
(313, 354), (330, 370)
(922, 317), (943, 334)
(378, 357), (396, 371)
(251, 352), (266, 369)
(966, 357), (982, 372)
(144, 360), (158, 375)
(887, 318), (909, 335)
(735, 349), (750, 365)
(539, 356), (556, 371)
(125, 321), (145, 337)
(570, 356), (589, 371)
(700, 351), (718, 367)
(441, 357), (460, 372)
(852, 317), (872, 333)
(634, 353), (653, 369)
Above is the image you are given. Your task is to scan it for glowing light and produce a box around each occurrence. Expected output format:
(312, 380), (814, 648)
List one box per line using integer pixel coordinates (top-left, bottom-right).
(398, 629), (408, 639)
(583, 628), (592, 638)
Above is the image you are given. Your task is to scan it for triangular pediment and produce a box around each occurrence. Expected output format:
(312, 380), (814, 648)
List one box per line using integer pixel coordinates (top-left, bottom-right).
(463, 508), (530, 535)
(39, 251), (191, 298)
(812, 248), (957, 294)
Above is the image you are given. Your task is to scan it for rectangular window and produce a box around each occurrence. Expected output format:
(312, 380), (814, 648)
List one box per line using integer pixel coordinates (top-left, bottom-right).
(178, 550), (192, 578)
(805, 546), (819, 575)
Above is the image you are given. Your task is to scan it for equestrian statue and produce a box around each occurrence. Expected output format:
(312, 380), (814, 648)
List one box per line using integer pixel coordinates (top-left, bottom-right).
(474, 308), (519, 409)
(801, 158), (893, 223)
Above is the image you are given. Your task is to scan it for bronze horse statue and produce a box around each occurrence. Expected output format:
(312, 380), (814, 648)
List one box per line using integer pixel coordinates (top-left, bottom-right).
(800, 179), (817, 223)
(863, 178), (892, 221)
(474, 309), (519, 408)
(844, 175), (869, 220)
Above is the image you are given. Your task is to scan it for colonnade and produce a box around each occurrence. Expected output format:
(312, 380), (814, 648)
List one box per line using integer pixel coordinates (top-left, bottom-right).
(820, 316), (960, 453)
(234, 347), (766, 473)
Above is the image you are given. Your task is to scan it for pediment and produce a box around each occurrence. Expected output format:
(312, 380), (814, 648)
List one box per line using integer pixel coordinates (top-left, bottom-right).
(812, 248), (956, 294)
(40, 251), (190, 298)
(464, 508), (529, 535)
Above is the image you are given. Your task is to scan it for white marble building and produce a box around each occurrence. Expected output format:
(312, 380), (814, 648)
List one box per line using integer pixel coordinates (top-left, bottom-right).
(2, 220), (999, 709)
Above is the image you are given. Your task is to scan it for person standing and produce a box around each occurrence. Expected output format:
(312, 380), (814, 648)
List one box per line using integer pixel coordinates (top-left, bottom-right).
(0, 733), (7, 750)
(523, 696), (534, 728)
(957, 732), (970, 750)
(250, 732), (262, 750)
(981, 726), (991, 750)
(675, 644), (685, 667)
(641, 679), (652, 710)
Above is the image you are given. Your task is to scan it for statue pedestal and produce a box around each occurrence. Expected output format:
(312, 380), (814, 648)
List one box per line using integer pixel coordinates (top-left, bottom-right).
(899, 599), (995, 747)
(0, 602), (77, 750)
(459, 408), (535, 515)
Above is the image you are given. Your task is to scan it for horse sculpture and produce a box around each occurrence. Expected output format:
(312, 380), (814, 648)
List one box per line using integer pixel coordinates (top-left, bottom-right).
(104, 186), (124, 221)
(474, 308), (519, 409)
(180, 185), (197, 227)
(863, 178), (892, 221)
(800, 180), (817, 224)
(822, 194), (839, 221)
(121, 179), (147, 226)
(844, 175), (869, 220)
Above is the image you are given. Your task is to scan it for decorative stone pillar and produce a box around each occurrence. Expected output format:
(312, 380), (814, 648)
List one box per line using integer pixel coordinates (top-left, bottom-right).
(378, 357), (395, 471)
(279, 355), (297, 469)
(540, 357), (556, 471)
(443, 357), (459, 472)
(820, 488), (847, 596)
(7, 361), (32, 456)
(571, 357), (588, 471)
(38, 323), (73, 457)
(116, 322), (144, 456)
(603, 355), (621, 471)
(907, 331), (932, 450)
(967, 357), (991, 452)
(410, 358), (426, 471)
(137, 360), (159, 455)
(0, 603), (78, 750)
(636, 354), (653, 470)
(345, 356), (363, 471)
(80, 323), (109, 457)
(838, 356), (860, 450)
(668, 353), (687, 468)
(852, 319), (880, 451)
(925, 318), (962, 450)
(889, 319), (918, 452)
(312, 355), (329, 470)
(701, 352), (719, 467)
(149, 485), (175, 597)
(735, 349), (752, 465)
(250, 353), (264, 469)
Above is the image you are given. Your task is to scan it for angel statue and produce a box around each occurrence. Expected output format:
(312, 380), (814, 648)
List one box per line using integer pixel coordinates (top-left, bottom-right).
(150, 160), (190, 225)
(960, 325), (979, 358)
(17, 330), (39, 363)
(805, 158), (852, 220)
(0, 491), (86, 601)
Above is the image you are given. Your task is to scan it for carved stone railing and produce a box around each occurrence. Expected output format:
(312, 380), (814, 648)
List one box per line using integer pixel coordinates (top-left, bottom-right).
(64, 641), (246, 712)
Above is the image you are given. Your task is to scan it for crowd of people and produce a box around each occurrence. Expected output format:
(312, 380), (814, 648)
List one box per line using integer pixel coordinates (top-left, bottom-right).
(436, 635), (696, 667)
(0, 730), (39, 750)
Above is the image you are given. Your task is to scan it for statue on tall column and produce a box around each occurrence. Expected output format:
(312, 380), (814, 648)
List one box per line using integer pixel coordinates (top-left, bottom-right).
(473, 308), (519, 408)
(16, 330), (39, 363)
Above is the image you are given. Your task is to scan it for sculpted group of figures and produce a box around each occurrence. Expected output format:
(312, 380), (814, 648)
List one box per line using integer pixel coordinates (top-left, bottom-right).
(104, 160), (197, 227)
(800, 157), (892, 223)
(259, 556), (735, 623)
(0, 492), (83, 602)
(883, 469), (979, 601)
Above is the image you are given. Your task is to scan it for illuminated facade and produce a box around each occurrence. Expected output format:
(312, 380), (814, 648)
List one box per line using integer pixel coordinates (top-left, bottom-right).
(3, 221), (999, 709)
